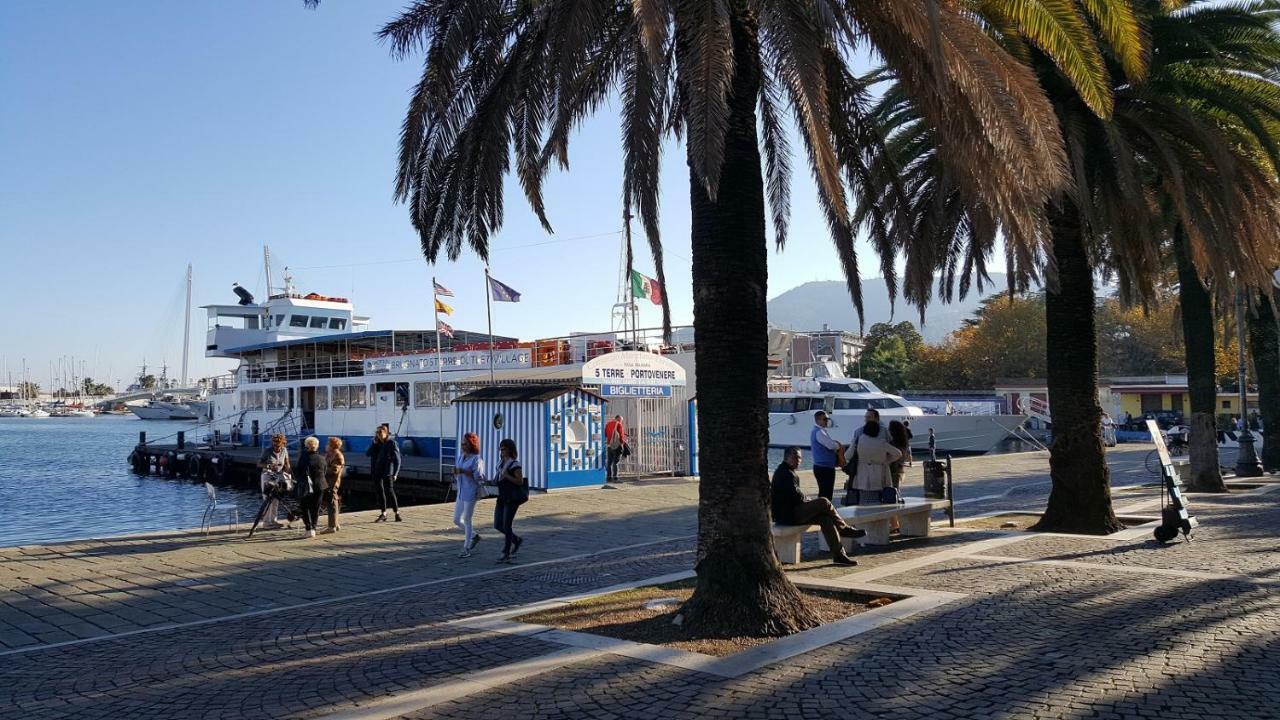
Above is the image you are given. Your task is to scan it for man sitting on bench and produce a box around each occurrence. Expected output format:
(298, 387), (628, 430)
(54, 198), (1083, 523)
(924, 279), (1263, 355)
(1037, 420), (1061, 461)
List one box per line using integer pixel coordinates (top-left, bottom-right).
(772, 447), (866, 565)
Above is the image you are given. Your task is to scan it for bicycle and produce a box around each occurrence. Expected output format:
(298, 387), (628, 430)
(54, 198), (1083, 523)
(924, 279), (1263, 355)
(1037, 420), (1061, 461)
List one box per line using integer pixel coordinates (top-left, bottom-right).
(1146, 434), (1188, 475)
(248, 473), (301, 537)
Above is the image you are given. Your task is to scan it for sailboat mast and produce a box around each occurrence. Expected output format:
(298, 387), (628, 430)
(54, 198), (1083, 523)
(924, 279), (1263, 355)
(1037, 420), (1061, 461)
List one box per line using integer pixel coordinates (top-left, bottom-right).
(182, 263), (192, 387)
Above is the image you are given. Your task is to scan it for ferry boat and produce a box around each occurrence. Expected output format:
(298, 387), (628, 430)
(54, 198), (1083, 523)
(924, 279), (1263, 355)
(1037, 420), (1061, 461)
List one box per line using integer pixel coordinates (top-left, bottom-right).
(767, 361), (1027, 454)
(198, 275), (696, 476)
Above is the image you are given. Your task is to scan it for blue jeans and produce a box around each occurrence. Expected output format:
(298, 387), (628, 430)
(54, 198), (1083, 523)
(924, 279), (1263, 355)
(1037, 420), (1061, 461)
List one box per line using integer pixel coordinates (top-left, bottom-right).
(493, 497), (522, 553)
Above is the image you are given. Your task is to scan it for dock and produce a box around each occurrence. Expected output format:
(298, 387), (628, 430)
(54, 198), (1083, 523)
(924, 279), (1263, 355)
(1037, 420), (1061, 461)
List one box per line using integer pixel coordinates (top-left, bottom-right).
(128, 432), (453, 504)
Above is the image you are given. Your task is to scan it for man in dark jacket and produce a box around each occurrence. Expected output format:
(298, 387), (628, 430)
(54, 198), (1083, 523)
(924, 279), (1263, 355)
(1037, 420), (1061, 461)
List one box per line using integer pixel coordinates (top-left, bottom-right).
(771, 447), (864, 565)
(366, 425), (402, 522)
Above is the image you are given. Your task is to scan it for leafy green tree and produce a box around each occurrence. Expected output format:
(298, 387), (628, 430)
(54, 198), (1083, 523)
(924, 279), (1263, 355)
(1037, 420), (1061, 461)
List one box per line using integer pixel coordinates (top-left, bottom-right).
(1096, 297), (1185, 377)
(139, 375), (157, 390)
(860, 336), (913, 393)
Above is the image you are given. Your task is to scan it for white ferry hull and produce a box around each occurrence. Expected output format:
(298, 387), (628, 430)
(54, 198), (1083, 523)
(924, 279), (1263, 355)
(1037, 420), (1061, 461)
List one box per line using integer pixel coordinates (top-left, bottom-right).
(769, 412), (1026, 455)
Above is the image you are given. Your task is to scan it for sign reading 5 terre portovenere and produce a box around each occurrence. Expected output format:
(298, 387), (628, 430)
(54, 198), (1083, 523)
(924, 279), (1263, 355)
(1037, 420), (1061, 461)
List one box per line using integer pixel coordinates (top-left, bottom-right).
(582, 350), (687, 395)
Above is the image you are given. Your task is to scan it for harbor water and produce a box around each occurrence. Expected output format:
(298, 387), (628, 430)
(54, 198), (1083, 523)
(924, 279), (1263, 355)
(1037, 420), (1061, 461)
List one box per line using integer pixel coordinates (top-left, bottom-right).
(0, 415), (265, 548)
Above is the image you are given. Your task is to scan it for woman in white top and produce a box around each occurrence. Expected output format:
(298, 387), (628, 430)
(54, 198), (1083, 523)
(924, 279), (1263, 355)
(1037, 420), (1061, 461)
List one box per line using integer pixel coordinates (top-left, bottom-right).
(851, 410), (902, 502)
(453, 432), (485, 558)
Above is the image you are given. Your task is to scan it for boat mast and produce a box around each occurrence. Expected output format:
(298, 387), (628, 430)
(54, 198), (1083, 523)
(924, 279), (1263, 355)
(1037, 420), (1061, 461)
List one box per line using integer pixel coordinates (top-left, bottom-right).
(182, 263), (192, 387)
(263, 245), (274, 297)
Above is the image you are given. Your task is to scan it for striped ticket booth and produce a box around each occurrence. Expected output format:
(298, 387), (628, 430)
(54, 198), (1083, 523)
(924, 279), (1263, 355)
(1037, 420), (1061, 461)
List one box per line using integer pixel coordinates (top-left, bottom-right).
(452, 385), (607, 490)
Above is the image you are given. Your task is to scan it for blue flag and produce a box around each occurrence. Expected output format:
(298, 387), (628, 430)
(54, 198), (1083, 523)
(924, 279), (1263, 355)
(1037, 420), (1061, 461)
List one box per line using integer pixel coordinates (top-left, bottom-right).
(488, 275), (521, 302)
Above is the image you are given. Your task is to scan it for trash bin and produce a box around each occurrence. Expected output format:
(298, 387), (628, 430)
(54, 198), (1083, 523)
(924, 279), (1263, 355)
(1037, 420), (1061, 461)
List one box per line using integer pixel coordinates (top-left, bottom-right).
(923, 460), (947, 499)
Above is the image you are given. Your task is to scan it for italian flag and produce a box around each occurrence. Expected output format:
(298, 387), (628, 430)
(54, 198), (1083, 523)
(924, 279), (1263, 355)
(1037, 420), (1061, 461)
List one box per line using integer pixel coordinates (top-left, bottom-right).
(630, 270), (663, 305)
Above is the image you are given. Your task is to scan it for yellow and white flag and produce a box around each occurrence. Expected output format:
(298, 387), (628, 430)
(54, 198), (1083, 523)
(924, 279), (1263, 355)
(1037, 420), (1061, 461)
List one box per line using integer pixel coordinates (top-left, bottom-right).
(435, 298), (453, 315)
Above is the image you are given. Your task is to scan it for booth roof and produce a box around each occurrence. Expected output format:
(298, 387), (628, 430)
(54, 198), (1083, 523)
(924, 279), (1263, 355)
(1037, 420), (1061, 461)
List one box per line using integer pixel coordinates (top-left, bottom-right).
(452, 384), (604, 403)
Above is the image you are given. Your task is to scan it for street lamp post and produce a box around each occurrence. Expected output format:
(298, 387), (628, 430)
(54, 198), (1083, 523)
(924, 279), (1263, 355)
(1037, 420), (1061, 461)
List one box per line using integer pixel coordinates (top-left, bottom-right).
(1235, 287), (1264, 477)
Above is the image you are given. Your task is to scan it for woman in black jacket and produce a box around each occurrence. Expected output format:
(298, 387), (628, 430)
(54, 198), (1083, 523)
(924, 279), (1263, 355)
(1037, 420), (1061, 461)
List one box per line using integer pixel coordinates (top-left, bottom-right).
(366, 426), (402, 522)
(296, 436), (329, 539)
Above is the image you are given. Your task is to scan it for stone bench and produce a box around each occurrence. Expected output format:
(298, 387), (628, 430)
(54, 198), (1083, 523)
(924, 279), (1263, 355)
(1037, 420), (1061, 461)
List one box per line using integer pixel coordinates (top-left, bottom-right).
(771, 499), (947, 564)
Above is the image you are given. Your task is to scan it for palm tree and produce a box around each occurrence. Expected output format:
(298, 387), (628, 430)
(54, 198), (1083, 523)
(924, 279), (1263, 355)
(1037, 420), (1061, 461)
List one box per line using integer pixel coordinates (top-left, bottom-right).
(316, 0), (1086, 636)
(1248, 285), (1280, 470)
(860, 0), (1280, 530)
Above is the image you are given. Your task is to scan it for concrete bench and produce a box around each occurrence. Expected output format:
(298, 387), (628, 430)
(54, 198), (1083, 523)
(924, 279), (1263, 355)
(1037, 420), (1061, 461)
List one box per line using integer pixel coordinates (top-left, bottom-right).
(771, 499), (947, 564)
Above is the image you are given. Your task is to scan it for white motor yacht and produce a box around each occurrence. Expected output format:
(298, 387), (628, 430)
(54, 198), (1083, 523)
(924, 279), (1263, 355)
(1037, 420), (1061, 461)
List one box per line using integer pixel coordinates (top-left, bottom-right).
(129, 398), (203, 421)
(768, 361), (1027, 454)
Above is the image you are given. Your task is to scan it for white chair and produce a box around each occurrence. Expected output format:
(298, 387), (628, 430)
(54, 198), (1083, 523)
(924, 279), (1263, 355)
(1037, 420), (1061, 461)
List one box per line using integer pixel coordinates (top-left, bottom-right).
(202, 482), (239, 535)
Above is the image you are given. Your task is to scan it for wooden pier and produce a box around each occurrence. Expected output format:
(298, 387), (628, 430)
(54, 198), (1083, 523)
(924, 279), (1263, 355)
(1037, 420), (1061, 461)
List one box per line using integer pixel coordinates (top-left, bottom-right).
(128, 432), (453, 504)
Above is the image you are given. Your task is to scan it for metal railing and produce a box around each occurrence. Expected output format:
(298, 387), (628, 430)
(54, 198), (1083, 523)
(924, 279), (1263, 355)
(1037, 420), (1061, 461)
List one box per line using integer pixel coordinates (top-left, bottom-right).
(227, 325), (696, 386)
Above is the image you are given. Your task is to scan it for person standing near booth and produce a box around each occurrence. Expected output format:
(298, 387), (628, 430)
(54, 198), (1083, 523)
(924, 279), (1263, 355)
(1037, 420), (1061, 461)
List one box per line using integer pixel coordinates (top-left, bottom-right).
(810, 411), (841, 501)
(605, 415), (627, 483)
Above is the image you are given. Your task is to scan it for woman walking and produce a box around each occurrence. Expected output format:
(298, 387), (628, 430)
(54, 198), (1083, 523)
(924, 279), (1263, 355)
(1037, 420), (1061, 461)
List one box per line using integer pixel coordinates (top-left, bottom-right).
(493, 438), (528, 563)
(321, 437), (345, 534)
(296, 436), (328, 539)
(453, 432), (485, 558)
(366, 426), (402, 522)
(851, 410), (902, 505)
(257, 433), (292, 530)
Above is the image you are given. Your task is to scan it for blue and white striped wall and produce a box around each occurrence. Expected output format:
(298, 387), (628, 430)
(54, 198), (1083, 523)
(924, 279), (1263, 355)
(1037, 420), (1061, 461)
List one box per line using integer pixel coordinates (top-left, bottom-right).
(454, 389), (606, 490)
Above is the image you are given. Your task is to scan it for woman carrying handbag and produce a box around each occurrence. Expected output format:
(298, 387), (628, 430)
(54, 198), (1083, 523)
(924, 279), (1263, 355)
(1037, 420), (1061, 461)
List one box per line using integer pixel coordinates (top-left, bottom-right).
(493, 438), (528, 564)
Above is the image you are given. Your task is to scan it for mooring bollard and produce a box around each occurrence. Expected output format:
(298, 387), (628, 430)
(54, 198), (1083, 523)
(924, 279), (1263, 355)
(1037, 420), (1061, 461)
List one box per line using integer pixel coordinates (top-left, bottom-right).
(177, 431), (186, 450)
(213, 429), (221, 446)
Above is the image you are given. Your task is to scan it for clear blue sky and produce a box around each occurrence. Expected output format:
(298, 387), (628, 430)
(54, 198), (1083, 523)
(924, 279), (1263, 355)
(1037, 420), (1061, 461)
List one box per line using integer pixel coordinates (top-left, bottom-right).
(0, 1), (879, 389)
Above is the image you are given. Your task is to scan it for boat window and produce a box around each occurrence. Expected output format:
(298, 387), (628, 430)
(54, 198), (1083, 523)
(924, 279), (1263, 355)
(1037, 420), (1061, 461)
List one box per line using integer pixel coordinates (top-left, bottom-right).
(835, 398), (869, 410)
(314, 386), (328, 410)
(819, 381), (865, 393)
(395, 383), (410, 407)
(266, 389), (290, 410)
(241, 390), (264, 411)
(246, 316), (260, 329)
(349, 384), (367, 408)
(289, 315), (308, 328)
(275, 314), (285, 327)
(879, 398), (904, 408)
(414, 382), (431, 408)
(309, 316), (327, 329)
(331, 385), (349, 409)
(768, 397), (792, 413)
(329, 318), (346, 330)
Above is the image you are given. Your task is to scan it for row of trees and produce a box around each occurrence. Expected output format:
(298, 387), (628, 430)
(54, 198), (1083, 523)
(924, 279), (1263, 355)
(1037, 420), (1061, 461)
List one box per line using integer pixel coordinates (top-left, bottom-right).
(856, 293), (1256, 394)
(322, 0), (1280, 636)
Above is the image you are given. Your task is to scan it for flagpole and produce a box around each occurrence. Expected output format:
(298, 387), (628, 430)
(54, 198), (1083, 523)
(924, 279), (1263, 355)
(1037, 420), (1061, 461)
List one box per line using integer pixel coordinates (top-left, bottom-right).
(484, 266), (496, 385)
(433, 276), (444, 485)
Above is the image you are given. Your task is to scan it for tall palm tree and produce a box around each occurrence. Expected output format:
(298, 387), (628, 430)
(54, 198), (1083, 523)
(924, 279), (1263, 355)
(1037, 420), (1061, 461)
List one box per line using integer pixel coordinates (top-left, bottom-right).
(316, 0), (1091, 636)
(1247, 285), (1280, 470)
(860, 0), (1280, 531)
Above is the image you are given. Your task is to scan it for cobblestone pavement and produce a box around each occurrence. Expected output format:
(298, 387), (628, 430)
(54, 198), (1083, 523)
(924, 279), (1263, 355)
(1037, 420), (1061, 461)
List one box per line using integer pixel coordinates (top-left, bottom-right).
(2, 452), (1277, 720)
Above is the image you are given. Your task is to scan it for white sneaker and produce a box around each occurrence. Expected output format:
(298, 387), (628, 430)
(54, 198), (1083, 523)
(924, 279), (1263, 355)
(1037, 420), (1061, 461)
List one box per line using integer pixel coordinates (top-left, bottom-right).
(306, 530), (316, 538)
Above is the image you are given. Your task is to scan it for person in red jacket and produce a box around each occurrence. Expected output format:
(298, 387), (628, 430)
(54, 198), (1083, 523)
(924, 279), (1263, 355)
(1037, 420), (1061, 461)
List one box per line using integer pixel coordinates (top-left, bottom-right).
(605, 415), (627, 483)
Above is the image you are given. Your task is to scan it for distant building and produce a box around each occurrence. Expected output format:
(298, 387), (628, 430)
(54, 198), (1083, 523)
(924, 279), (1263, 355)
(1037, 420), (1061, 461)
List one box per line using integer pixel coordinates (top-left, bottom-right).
(785, 325), (864, 376)
(994, 375), (1258, 425)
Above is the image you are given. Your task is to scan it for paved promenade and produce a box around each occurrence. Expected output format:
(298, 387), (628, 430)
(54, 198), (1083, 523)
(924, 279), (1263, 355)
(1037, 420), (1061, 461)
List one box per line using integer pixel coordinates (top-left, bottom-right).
(2, 447), (1277, 719)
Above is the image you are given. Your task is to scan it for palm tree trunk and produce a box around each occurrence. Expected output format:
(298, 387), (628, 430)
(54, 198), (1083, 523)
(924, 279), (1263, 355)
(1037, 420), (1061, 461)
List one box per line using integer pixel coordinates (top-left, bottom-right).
(1248, 289), (1280, 471)
(1032, 209), (1122, 534)
(679, 2), (819, 637)
(1173, 229), (1226, 491)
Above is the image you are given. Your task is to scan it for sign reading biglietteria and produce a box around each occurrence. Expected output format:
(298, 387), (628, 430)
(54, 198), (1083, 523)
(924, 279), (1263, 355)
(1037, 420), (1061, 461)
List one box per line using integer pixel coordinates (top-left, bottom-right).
(364, 349), (532, 375)
(583, 350), (687, 392)
(600, 384), (673, 398)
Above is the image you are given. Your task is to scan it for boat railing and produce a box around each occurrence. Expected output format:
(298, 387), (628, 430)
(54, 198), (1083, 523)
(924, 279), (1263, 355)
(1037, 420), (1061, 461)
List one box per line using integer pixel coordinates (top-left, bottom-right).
(238, 357), (366, 385)
(233, 325), (695, 385)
